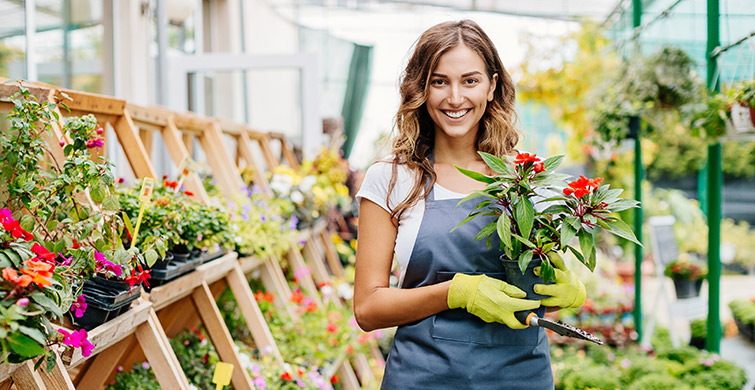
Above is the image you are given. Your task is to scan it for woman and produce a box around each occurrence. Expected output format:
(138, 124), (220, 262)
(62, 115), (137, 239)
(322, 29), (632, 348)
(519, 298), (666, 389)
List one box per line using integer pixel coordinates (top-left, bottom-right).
(354, 20), (585, 389)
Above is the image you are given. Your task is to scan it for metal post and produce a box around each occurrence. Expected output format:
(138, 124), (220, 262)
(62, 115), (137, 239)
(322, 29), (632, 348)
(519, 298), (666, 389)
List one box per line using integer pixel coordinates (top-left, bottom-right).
(24, 0), (37, 81)
(705, 0), (722, 353)
(63, 0), (72, 88)
(156, 0), (168, 105)
(631, 0), (643, 342)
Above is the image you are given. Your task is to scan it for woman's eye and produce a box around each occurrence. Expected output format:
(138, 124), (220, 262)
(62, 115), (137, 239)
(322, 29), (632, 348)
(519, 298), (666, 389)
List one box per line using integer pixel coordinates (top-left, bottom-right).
(465, 78), (479, 85)
(430, 79), (446, 86)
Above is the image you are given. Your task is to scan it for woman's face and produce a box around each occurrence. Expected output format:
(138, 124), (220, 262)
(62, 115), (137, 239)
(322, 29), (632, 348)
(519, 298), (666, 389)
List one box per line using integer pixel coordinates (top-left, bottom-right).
(426, 44), (497, 141)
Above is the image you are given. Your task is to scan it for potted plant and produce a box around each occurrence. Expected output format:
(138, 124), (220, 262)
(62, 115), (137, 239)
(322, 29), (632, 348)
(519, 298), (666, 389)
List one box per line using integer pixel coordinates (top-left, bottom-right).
(728, 80), (755, 133)
(454, 152), (640, 298)
(664, 256), (707, 299)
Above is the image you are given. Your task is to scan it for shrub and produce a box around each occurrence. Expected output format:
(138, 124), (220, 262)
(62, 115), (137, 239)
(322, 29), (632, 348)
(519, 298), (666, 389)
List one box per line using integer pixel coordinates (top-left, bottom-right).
(563, 364), (621, 390)
(627, 373), (690, 390)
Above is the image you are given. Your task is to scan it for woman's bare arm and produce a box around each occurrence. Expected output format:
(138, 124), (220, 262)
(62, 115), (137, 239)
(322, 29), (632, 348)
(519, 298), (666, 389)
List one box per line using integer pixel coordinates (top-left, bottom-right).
(353, 198), (451, 332)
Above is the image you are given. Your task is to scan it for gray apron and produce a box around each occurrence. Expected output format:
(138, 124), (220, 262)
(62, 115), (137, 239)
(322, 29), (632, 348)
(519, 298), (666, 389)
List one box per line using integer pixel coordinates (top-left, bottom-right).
(380, 183), (553, 390)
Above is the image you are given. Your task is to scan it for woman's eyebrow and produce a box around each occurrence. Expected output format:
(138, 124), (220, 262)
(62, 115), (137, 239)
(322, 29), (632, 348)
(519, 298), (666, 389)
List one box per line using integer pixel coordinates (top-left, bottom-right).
(430, 71), (483, 78)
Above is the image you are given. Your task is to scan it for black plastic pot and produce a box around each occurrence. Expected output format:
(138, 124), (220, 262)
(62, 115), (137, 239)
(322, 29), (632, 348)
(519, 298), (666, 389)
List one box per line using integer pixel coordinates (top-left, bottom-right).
(148, 252), (175, 270)
(501, 256), (548, 319)
(73, 276), (142, 330)
(200, 249), (227, 264)
(672, 279), (703, 299)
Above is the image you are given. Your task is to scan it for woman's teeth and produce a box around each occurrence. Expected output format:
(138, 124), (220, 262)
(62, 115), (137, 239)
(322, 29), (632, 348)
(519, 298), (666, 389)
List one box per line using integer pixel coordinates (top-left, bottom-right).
(444, 109), (469, 119)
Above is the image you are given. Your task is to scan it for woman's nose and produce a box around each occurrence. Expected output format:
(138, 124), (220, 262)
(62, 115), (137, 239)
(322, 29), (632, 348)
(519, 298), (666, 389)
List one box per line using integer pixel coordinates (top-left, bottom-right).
(447, 84), (464, 106)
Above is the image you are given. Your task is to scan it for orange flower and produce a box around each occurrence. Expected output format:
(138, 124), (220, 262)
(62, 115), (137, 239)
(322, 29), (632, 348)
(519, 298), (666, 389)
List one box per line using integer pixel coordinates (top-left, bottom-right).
(305, 301), (318, 313)
(2, 268), (32, 288)
(254, 291), (264, 302)
(20, 260), (54, 287)
(513, 152), (541, 165)
(290, 290), (304, 304)
(263, 292), (274, 303)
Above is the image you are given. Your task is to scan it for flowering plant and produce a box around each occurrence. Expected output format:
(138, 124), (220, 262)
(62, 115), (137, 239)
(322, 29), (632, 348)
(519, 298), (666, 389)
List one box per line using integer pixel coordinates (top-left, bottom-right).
(455, 152), (640, 283)
(664, 258), (707, 281)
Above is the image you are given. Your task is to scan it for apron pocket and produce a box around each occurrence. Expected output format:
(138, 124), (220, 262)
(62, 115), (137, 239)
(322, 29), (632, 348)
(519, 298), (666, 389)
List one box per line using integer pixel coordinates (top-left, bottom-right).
(432, 271), (540, 346)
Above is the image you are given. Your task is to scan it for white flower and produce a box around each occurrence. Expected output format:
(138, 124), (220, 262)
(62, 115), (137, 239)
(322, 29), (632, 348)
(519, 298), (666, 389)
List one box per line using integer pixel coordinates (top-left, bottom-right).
(291, 191), (305, 204)
(321, 284), (334, 298)
(300, 175), (317, 192)
(337, 283), (353, 300)
(270, 174), (293, 195)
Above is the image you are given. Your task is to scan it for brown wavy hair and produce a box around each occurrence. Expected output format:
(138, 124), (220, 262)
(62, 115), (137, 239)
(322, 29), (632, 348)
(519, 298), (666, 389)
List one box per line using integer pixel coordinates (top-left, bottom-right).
(386, 19), (520, 220)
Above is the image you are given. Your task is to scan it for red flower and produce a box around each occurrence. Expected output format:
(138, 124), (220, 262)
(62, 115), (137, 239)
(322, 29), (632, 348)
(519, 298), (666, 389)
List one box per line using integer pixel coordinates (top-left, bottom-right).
(254, 291), (264, 302)
(305, 301), (318, 313)
(164, 180), (178, 189)
(281, 372), (293, 381)
(327, 321), (338, 334)
(183, 191), (194, 197)
(290, 289), (304, 304)
(31, 243), (56, 262)
(263, 292), (274, 303)
(1, 209), (33, 241)
(125, 265), (151, 287)
(330, 374), (339, 384)
(563, 175), (602, 198)
(72, 239), (81, 249)
(513, 152), (541, 165)
(533, 163), (545, 173)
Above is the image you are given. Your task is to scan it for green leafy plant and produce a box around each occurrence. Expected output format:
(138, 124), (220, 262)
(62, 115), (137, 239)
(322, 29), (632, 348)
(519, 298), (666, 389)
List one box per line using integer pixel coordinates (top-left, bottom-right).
(105, 362), (161, 390)
(731, 79), (755, 108)
(664, 258), (707, 281)
(454, 152), (640, 282)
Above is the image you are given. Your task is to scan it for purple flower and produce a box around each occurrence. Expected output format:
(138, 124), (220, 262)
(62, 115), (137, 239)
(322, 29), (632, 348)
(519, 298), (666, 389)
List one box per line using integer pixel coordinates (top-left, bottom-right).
(58, 255), (72, 266)
(71, 294), (87, 318)
(16, 298), (29, 307)
(261, 215), (267, 222)
(95, 251), (122, 277)
(142, 361), (150, 369)
(297, 379), (306, 387)
(253, 376), (266, 389)
(58, 328), (94, 357)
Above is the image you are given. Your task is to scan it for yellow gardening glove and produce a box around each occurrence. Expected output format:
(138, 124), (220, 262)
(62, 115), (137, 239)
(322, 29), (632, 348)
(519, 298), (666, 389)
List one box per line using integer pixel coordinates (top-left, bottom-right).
(533, 252), (586, 309)
(447, 274), (541, 329)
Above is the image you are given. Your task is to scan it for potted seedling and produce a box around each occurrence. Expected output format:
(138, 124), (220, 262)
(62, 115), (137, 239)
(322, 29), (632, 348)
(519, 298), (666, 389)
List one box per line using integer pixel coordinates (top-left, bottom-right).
(664, 256), (707, 299)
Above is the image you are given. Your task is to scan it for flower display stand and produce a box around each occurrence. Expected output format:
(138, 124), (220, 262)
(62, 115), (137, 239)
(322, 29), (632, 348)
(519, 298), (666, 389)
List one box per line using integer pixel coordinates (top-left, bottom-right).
(268, 131), (300, 170)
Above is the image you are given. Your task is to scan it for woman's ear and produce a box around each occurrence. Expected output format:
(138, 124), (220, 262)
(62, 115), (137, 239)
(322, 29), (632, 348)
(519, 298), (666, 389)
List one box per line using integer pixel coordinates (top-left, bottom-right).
(488, 73), (498, 102)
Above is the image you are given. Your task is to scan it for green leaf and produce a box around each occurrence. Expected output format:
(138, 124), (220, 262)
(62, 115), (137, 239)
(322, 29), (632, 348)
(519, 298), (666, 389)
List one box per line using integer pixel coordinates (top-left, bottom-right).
(53, 239), (66, 254)
(455, 166), (494, 183)
(19, 215), (35, 232)
(607, 198), (640, 213)
(566, 245), (585, 265)
(456, 190), (486, 207)
(474, 221), (497, 242)
(478, 151), (514, 176)
(605, 218), (642, 245)
(102, 196), (120, 212)
(541, 204), (570, 215)
(511, 233), (536, 249)
(540, 155), (563, 171)
(90, 184), (106, 203)
(496, 215), (512, 250)
(514, 199), (534, 242)
(578, 231), (595, 272)
(451, 211), (484, 233)
(19, 326), (47, 345)
(560, 221), (577, 248)
(7, 333), (45, 358)
(518, 250), (534, 274)
(540, 259), (556, 284)
(30, 293), (63, 319)
(542, 242), (555, 253)
(144, 249), (158, 267)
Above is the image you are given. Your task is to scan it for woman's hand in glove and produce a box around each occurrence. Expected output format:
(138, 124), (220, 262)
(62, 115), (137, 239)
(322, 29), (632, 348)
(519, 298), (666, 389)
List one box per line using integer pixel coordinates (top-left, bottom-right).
(533, 252), (586, 309)
(447, 274), (540, 329)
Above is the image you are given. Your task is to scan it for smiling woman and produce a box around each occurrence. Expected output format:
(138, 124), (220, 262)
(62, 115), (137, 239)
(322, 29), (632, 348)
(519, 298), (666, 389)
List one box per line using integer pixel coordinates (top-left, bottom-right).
(352, 19), (583, 389)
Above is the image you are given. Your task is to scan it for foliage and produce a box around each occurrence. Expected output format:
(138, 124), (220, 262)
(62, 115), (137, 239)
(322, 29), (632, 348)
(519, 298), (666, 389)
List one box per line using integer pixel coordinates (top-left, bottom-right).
(516, 22), (621, 160)
(551, 340), (747, 390)
(731, 79), (755, 108)
(455, 152), (639, 282)
(729, 299), (755, 326)
(170, 328), (219, 390)
(116, 179), (233, 254)
(236, 344), (337, 390)
(105, 362), (161, 390)
(225, 189), (298, 260)
(664, 257), (708, 280)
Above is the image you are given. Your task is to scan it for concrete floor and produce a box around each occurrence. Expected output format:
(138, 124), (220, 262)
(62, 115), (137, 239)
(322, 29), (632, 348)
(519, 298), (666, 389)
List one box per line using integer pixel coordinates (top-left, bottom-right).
(639, 274), (755, 390)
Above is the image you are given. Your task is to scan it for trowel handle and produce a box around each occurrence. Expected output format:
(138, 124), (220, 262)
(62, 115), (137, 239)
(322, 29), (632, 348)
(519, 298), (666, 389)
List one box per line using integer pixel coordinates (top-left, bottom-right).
(514, 311), (539, 327)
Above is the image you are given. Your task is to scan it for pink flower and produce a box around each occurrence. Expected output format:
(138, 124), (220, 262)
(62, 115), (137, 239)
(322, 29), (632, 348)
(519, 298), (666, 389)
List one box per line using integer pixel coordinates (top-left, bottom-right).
(71, 294), (87, 318)
(86, 138), (104, 149)
(95, 252), (122, 277)
(58, 329), (94, 357)
(294, 267), (311, 279)
(16, 298), (29, 307)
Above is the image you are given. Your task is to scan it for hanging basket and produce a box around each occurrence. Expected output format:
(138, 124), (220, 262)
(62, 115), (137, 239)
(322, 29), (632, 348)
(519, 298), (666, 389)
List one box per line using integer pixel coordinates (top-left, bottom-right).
(729, 103), (755, 134)
(672, 278), (703, 299)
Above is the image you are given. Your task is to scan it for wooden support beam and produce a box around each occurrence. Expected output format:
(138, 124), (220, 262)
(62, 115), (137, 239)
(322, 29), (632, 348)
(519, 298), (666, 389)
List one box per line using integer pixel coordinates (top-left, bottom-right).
(226, 263), (283, 362)
(253, 133), (280, 170)
(236, 131), (273, 196)
(196, 124), (237, 198)
(191, 282), (254, 390)
(269, 132), (299, 169)
(163, 116), (210, 203)
(135, 309), (190, 390)
(55, 89), (126, 116)
(286, 241), (323, 305)
(113, 110), (157, 178)
(158, 296), (199, 339)
(75, 337), (135, 390)
(38, 353), (75, 390)
(337, 360), (361, 390)
(350, 353), (377, 388)
(302, 239), (331, 287)
(139, 128), (153, 158)
(11, 360), (47, 390)
(320, 229), (345, 278)
(182, 133), (194, 156)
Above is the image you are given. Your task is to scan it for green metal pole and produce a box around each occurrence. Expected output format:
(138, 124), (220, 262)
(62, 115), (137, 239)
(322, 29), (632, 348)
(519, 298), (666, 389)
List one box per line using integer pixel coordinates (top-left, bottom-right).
(631, 0), (643, 342)
(706, 0), (722, 354)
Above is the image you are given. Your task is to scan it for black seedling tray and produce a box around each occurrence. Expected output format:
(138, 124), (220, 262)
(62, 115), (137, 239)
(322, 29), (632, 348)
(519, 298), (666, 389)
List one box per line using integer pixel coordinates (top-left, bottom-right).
(72, 299), (137, 330)
(82, 277), (142, 307)
(149, 252), (175, 270)
(200, 249), (228, 264)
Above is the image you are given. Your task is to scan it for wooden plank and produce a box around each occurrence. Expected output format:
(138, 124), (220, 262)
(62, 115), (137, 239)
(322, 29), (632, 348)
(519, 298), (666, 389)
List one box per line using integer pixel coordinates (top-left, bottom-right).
(55, 89), (126, 116)
(269, 132), (299, 169)
(237, 131), (273, 196)
(258, 257), (298, 319)
(0, 83), (53, 103)
(157, 296), (198, 339)
(350, 353), (377, 388)
(114, 110), (157, 178)
(255, 133), (280, 169)
(320, 229), (345, 278)
(336, 361), (361, 390)
(147, 270), (205, 310)
(125, 103), (170, 127)
(11, 360), (46, 390)
(191, 282), (254, 390)
(209, 122), (246, 192)
(135, 309), (190, 390)
(302, 238), (331, 287)
(196, 125), (237, 198)
(238, 255), (264, 274)
(0, 379), (11, 390)
(38, 353), (75, 390)
(63, 298), (153, 367)
(286, 240), (323, 305)
(139, 129), (153, 159)
(0, 363), (20, 385)
(195, 252), (237, 284)
(182, 133), (194, 155)
(226, 263), (283, 362)
(163, 116), (211, 203)
(75, 337), (135, 390)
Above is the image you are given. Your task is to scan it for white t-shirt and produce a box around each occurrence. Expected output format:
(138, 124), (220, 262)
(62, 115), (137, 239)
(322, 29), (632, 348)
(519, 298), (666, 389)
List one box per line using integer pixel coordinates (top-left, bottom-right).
(355, 161), (467, 286)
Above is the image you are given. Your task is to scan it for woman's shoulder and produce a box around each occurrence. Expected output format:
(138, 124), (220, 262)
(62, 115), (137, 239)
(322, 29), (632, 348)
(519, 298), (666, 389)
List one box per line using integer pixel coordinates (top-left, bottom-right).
(364, 156), (413, 179)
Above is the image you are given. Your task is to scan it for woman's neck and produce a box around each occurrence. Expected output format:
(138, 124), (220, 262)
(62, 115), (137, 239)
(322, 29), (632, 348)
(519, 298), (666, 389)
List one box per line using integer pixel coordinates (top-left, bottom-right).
(433, 131), (479, 167)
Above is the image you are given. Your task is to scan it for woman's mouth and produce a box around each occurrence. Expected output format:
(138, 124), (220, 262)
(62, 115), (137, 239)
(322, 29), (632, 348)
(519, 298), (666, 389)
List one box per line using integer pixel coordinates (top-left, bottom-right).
(443, 109), (470, 119)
